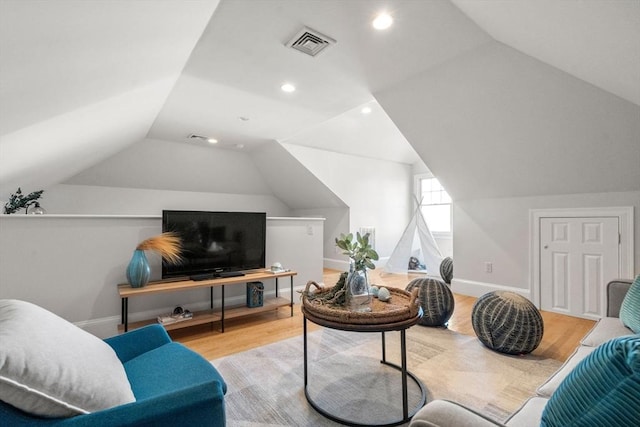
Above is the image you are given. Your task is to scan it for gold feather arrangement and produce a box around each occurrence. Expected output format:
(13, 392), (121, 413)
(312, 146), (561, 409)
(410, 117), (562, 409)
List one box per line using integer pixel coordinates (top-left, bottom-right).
(135, 232), (183, 264)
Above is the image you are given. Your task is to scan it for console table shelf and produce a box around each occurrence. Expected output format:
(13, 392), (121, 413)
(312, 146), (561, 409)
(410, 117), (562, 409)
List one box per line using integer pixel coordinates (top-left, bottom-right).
(118, 270), (297, 333)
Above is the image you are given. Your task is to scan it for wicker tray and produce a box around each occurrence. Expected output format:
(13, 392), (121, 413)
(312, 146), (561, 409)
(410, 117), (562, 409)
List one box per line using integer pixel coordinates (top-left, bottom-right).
(301, 281), (420, 325)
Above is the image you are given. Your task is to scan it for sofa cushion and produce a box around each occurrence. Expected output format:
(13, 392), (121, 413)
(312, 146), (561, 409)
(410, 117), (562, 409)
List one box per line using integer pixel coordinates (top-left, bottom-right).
(580, 316), (633, 347)
(504, 396), (547, 427)
(620, 275), (640, 333)
(0, 299), (135, 417)
(536, 345), (595, 398)
(409, 399), (504, 427)
(540, 336), (640, 427)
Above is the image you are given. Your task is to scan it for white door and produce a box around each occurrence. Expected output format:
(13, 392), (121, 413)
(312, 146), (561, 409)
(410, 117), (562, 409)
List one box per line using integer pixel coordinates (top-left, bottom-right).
(540, 217), (619, 319)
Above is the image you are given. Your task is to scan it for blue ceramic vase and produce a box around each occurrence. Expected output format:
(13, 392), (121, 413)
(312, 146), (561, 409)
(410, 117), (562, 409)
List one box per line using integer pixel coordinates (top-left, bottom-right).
(126, 249), (150, 288)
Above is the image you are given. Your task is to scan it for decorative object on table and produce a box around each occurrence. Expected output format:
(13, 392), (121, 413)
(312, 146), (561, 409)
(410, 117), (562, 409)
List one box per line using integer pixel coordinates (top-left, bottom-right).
(270, 262), (285, 273)
(335, 232), (379, 312)
(471, 290), (544, 355)
(126, 232), (182, 288)
(3, 187), (44, 214)
(26, 202), (46, 215)
(246, 281), (264, 308)
(157, 306), (193, 324)
(301, 272), (348, 306)
(370, 285), (379, 297)
(377, 286), (391, 302)
(439, 256), (453, 284)
(405, 277), (455, 327)
(301, 280), (419, 325)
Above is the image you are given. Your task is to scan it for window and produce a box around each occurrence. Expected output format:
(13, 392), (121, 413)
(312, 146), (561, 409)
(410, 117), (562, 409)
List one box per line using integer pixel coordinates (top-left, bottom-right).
(416, 175), (451, 234)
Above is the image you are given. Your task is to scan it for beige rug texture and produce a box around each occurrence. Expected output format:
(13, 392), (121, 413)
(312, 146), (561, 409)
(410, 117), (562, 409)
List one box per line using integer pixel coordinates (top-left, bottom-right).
(212, 326), (561, 426)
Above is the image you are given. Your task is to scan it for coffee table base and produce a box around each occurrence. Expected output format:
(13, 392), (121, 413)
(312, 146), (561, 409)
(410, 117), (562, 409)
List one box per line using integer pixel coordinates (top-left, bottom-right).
(303, 316), (427, 426)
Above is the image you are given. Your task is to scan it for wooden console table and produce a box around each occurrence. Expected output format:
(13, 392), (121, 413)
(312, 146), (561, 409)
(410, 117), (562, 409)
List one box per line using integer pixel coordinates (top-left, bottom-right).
(118, 270), (297, 332)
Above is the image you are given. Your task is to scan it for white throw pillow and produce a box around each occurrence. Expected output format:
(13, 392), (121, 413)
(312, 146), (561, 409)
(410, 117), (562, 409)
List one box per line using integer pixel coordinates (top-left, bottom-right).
(580, 317), (634, 347)
(0, 299), (135, 417)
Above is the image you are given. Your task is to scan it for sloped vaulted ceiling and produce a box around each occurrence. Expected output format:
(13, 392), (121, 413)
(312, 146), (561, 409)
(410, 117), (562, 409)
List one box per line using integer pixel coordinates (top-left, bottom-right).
(1, 0), (639, 203)
(376, 0), (640, 200)
(376, 41), (640, 201)
(0, 0), (219, 196)
(451, 0), (640, 106)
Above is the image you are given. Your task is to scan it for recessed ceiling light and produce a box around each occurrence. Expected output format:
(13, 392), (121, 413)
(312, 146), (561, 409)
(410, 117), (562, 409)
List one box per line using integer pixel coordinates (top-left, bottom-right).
(207, 138), (218, 144)
(361, 106), (372, 114)
(373, 12), (393, 30)
(281, 83), (296, 93)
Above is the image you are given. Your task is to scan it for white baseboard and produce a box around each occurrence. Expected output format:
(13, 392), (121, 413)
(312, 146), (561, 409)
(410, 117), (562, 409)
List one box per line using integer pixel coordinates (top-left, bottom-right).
(451, 278), (531, 300)
(74, 286), (306, 339)
(323, 258), (348, 271)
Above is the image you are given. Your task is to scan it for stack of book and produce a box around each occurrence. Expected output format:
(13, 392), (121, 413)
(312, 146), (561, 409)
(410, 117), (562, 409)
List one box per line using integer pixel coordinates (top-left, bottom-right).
(157, 310), (193, 325)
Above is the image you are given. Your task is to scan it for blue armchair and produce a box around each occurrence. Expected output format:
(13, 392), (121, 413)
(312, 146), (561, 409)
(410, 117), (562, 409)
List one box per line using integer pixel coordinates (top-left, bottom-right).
(0, 324), (226, 426)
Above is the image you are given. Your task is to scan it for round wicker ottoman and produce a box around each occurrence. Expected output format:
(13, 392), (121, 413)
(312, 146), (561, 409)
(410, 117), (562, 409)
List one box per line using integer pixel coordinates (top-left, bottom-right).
(439, 257), (453, 284)
(471, 291), (544, 355)
(405, 277), (455, 327)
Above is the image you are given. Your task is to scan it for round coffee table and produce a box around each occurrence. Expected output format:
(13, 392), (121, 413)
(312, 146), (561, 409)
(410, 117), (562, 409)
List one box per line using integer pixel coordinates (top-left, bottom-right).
(302, 306), (426, 427)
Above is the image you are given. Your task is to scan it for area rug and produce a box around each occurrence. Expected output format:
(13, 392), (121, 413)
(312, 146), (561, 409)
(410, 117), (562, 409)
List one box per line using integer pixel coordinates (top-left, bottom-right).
(212, 326), (562, 426)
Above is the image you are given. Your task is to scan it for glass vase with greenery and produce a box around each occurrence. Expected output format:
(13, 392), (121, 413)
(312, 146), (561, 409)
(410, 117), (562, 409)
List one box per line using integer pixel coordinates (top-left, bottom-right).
(335, 232), (379, 312)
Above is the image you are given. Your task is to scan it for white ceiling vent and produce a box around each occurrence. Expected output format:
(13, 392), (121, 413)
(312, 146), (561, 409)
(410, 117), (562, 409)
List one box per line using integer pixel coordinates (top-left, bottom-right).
(286, 27), (336, 57)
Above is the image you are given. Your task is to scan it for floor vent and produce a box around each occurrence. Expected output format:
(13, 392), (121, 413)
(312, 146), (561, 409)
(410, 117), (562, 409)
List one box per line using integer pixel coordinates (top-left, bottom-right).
(286, 26), (336, 57)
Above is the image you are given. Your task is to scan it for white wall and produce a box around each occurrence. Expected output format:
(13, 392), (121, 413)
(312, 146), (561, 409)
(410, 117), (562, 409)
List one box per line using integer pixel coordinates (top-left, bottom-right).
(282, 143), (413, 268)
(375, 40), (640, 300)
(452, 191), (639, 297)
(0, 215), (323, 338)
(43, 184), (292, 216)
(266, 217), (324, 284)
(0, 178), (323, 338)
(64, 138), (276, 195)
(293, 206), (349, 263)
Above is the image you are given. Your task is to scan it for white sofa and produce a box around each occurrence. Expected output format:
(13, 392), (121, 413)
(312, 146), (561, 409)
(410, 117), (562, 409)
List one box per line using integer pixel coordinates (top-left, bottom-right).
(409, 278), (638, 427)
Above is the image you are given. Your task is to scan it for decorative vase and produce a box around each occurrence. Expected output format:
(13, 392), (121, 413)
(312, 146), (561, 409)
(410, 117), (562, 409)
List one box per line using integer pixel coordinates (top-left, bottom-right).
(26, 202), (46, 215)
(347, 260), (371, 312)
(126, 249), (150, 288)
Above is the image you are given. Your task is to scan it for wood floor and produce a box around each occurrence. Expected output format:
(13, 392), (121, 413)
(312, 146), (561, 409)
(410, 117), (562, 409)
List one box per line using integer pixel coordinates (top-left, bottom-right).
(170, 269), (595, 362)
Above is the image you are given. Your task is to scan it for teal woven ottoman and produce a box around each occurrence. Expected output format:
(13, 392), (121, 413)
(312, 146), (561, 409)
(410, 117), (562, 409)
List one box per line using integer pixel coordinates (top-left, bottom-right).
(405, 277), (455, 327)
(471, 291), (544, 355)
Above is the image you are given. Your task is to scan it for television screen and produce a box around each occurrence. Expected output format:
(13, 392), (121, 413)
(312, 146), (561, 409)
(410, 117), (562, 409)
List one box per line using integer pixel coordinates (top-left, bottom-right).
(162, 210), (266, 279)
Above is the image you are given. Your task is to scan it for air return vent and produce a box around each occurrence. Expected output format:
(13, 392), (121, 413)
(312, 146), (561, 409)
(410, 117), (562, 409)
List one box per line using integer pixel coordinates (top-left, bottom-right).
(286, 26), (336, 57)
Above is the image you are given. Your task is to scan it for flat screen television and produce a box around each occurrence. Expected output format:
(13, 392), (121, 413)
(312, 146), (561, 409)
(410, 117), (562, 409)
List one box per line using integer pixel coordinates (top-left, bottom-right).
(162, 210), (266, 280)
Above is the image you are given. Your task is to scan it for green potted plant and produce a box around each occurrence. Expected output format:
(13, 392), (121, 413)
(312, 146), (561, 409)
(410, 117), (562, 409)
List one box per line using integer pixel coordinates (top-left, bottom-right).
(3, 188), (44, 214)
(335, 232), (379, 271)
(335, 232), (379, 312)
